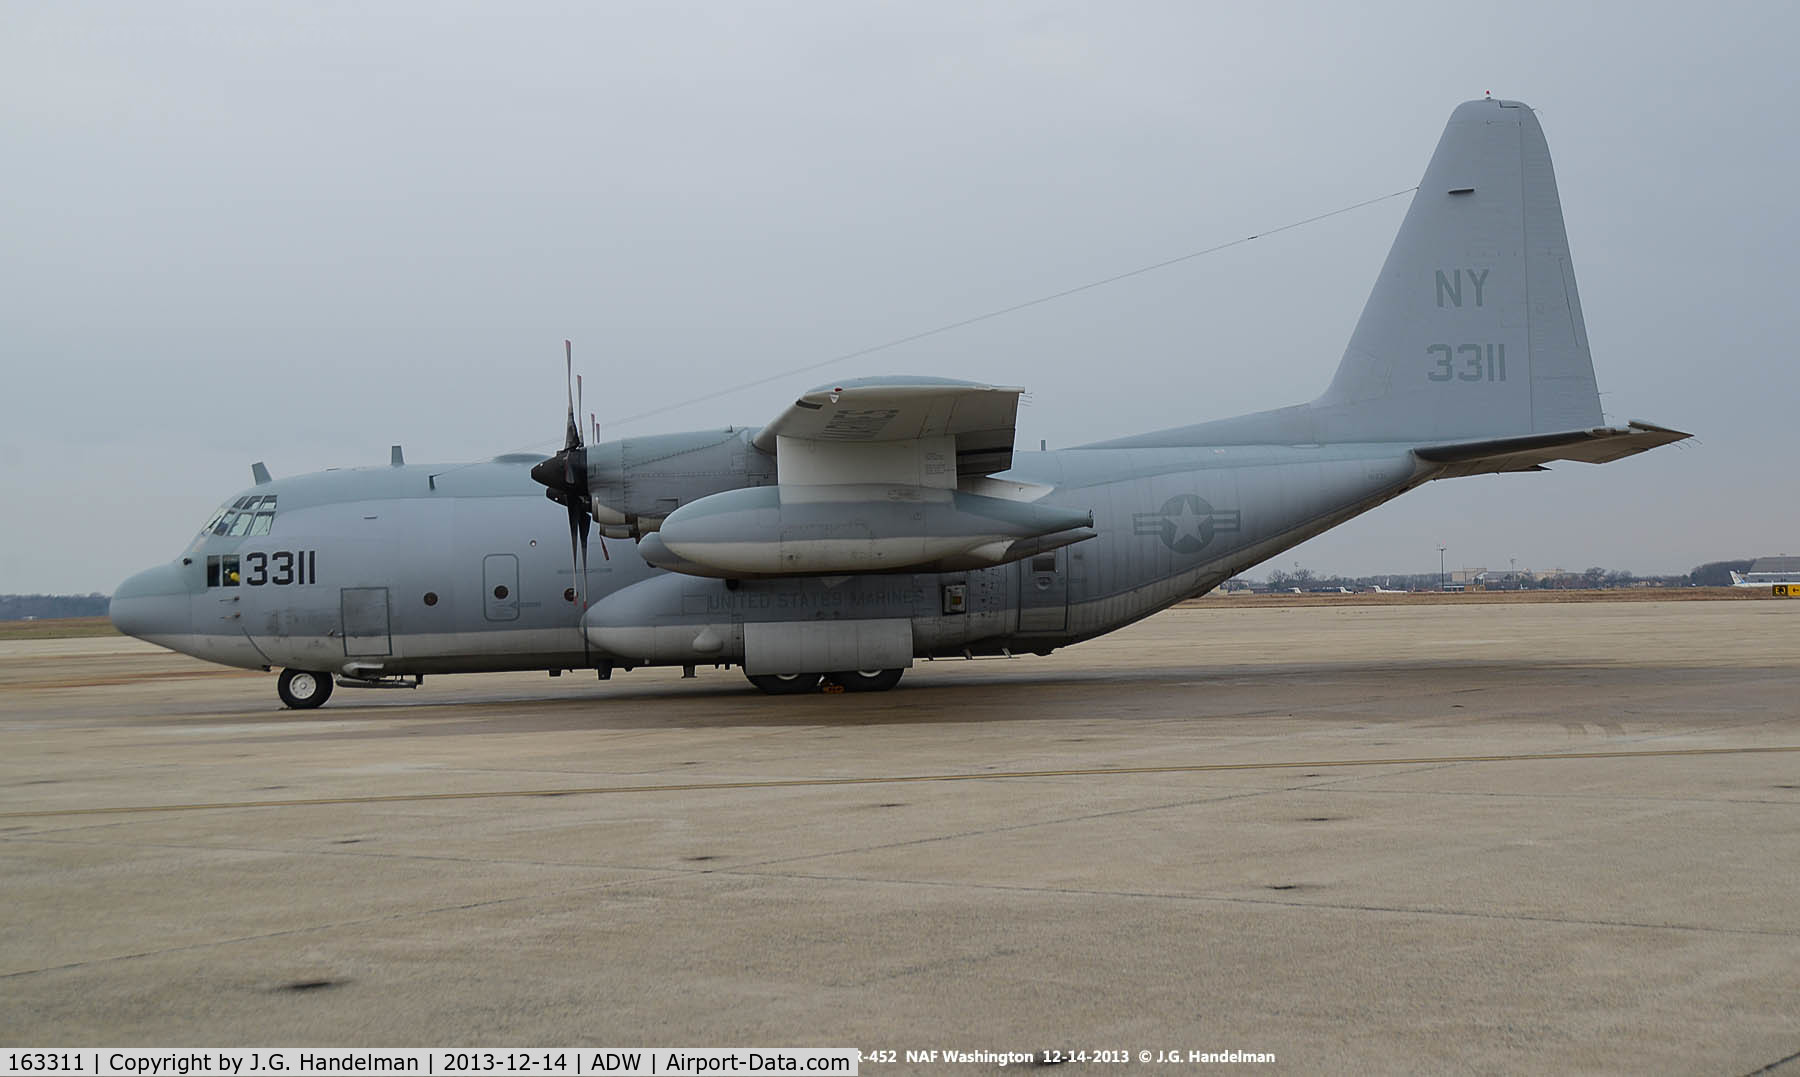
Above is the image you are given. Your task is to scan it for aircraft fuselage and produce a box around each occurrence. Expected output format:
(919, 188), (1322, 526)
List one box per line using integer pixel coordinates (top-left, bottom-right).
(111, 442), (1427, 682)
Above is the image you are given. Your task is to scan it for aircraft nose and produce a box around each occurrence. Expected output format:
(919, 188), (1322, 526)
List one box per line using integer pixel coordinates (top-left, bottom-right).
(110, 563), (194, 643)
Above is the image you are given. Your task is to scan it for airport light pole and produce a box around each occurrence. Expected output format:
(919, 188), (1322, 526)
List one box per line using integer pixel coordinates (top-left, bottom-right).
(1439, 545), (1447, 591)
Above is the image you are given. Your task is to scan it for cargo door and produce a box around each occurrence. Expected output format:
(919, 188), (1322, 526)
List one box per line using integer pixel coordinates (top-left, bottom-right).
(1016, 548), (1068, 633)
(341, 587), (392, 657)
(482, 554), (520, 622)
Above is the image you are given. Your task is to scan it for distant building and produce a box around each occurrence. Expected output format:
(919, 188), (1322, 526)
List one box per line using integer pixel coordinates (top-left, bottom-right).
(1732, 557), (1800, 587)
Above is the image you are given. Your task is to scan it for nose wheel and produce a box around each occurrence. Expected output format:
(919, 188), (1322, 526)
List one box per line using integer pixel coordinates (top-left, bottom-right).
(277, 668), (334, 709)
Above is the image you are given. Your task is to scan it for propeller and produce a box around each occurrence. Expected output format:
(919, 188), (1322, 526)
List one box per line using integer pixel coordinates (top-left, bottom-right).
(529, 340), (604, 614)
(581, 375), (608, 563)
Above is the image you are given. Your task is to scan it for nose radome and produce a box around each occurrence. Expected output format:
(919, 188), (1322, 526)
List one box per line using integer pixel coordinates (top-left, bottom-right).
(110, 563), (194, 642)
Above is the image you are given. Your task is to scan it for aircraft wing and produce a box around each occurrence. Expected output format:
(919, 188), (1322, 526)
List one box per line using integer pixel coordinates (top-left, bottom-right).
(640, 376), (1085, 579)
(1413, 421), (1691, 478)
(752, 376), (1025, 481)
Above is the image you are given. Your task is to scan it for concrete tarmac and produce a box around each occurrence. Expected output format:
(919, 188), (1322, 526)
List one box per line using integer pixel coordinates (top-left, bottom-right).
(2, 599), (1798, 1073)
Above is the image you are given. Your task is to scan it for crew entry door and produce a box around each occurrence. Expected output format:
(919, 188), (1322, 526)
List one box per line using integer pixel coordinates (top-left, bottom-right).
(1017, 549), (1068, 633)
(340, 587), (392, 657)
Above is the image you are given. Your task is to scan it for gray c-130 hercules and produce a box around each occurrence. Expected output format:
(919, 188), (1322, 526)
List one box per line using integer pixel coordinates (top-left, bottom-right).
(112, 99), (1688, 707)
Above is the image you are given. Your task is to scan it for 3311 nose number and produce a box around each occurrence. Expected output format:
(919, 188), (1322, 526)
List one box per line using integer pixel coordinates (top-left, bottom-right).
(244, 550), (316, 586)
(207, 551), (317, 587)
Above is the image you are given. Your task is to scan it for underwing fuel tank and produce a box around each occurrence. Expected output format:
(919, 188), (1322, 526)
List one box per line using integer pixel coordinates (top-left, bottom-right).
(641, 484), (1093, 578)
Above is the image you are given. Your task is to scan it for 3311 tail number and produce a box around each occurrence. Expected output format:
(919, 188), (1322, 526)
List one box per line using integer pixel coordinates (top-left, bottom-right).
(1427, 343), (1506, 382)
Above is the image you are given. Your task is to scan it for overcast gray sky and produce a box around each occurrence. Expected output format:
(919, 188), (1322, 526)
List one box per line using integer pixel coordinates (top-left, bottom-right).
(4, 1), (1796, 593)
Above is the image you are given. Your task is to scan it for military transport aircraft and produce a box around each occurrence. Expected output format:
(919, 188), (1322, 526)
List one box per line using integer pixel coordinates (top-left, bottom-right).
(111, 99), (1688, 707)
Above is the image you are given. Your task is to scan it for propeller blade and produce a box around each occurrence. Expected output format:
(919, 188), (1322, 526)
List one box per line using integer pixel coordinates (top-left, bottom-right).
(563, 340), (580, 451)
(574, 501), (591, 608)
(566, 499), (581, 604)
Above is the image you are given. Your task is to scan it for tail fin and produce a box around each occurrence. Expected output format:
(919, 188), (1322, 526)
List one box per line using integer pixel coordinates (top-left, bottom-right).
(1312, 98), (1601, 442)
(1311, 99), (1689, 467)
(1087, 99), (1621, 451)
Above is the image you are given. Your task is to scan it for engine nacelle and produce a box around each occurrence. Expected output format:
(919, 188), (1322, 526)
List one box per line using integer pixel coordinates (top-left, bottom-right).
(584, 428), (775, 535)
(641, 483), (1093, 578)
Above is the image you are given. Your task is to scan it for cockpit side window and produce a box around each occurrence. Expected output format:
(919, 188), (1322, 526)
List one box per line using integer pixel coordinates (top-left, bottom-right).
(205, 554), (241, 587)
(195, 496), (283, 579)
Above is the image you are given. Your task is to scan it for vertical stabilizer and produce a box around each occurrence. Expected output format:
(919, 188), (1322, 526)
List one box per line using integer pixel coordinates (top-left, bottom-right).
(1082, 99), (1631, 453)
(1312, 98), (1602, 441)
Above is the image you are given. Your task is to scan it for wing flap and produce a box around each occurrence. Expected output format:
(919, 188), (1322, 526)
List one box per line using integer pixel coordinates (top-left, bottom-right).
(752, 377), (1023, 479)
(1414, 420), (1691, 478)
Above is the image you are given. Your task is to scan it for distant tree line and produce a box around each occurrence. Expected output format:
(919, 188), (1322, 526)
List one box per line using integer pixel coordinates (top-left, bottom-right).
(1, 594), (111, 620)
(1234, 560), (1755, 592)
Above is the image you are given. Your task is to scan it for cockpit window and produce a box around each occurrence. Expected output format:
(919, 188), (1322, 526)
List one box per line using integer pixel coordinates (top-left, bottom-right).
(194, 495), (280, 545)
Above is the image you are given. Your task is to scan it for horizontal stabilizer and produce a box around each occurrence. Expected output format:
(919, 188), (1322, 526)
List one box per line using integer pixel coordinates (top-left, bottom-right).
(1414, 421), (1691, 477)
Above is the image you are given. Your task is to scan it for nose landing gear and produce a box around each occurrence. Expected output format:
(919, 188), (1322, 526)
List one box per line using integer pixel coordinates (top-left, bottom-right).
(277, 668), (334, 709)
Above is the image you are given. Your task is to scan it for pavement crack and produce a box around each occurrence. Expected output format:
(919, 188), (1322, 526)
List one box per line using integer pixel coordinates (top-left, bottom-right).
(0, 870), (697, 982)
(710, 867), (1800, 939)
(1742, 1047), (1800, 1076)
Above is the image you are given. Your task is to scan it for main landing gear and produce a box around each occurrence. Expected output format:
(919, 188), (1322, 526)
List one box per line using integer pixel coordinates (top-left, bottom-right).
(277, 668), (334, 709)
(743, 669), (906, 694)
